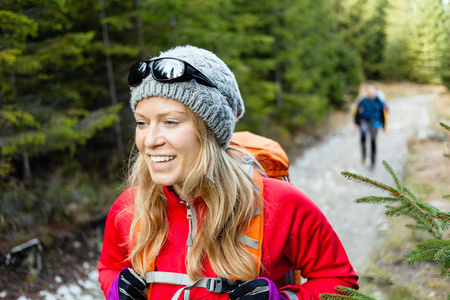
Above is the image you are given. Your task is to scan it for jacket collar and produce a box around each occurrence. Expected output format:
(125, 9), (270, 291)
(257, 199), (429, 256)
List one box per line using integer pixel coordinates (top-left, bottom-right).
(163, 186), (203, 204)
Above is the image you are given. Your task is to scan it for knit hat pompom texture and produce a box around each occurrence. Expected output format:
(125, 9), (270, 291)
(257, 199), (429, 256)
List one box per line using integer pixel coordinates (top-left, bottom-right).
(130, 45), (245, 148)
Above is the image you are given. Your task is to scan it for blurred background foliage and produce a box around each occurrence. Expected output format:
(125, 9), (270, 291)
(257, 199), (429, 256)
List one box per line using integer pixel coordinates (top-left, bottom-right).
(0, 0), (449, 246)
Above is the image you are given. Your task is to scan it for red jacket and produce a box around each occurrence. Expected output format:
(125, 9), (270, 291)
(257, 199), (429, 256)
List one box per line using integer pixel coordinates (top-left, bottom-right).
(97, 178), (358, 299)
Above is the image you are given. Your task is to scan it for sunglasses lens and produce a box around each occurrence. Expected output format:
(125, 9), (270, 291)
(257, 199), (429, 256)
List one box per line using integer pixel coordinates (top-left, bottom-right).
(152, 59), (185, 81)
(127, 62), (148, 86)
(127, 58), (216, 88)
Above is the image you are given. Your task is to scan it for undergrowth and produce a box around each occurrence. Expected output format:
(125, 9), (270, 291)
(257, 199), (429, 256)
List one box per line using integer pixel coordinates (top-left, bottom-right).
(0, 161), (121, 249)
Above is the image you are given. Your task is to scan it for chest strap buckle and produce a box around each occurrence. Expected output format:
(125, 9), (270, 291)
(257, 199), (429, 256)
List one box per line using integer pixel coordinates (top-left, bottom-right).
(206, 277), (242, 293)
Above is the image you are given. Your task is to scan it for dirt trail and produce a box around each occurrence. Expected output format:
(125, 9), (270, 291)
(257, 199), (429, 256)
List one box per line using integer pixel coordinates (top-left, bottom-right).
(289, 92), (437, 275)
(9, 92), (438, 300)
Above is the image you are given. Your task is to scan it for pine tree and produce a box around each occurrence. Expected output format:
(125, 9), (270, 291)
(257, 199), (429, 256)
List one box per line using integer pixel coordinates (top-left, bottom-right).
(407, 0), (446, 84)
(320, 123), (450, 300)
(0, 0), (127, 241)
(0, 1), (124, 178)
(381, 0), (413, 81)
(438, 2), (450, 90)
(336, 0), (388, 80)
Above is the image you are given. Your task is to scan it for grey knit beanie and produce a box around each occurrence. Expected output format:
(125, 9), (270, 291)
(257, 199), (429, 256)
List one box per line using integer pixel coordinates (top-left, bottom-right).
(130, 45), (245, 148)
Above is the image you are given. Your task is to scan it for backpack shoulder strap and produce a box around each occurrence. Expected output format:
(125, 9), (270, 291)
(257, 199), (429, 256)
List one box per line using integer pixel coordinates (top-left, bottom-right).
(238, 168), (265, 275)
(133, 221), (156, 297)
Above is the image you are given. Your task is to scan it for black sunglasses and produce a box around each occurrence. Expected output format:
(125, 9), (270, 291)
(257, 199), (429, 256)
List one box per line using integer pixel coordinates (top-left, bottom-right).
(127, 57), (217, 88)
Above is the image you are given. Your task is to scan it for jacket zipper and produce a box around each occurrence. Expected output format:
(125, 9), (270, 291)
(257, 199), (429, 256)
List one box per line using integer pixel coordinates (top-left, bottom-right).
(185, 202), (197, 261)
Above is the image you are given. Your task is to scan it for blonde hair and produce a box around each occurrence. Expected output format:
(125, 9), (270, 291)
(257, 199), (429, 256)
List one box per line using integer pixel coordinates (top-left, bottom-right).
(127, 107), (261, 281)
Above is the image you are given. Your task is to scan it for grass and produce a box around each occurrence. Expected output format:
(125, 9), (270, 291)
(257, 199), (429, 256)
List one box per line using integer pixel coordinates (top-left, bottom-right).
(370, 81), (446, 99)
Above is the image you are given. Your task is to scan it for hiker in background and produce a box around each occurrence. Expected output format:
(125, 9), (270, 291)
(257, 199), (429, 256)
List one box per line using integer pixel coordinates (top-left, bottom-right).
(97, 45), (358, 300)
(354, 82), (388, 169)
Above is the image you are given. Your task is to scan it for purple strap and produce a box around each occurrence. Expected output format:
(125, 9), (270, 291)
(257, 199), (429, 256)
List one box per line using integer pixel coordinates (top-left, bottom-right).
(106, 271), (121, 300)
(260, 277), (289, 300)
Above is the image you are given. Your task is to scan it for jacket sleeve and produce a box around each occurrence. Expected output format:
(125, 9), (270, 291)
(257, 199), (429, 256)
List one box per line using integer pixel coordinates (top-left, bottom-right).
(354, 100), (362, 126)
(97, 189), (134, 298)
(262, 179), (359, 299)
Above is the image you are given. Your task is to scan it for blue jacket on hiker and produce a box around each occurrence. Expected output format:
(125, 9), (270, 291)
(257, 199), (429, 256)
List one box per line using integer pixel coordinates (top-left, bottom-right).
(355, 96), (386, 129)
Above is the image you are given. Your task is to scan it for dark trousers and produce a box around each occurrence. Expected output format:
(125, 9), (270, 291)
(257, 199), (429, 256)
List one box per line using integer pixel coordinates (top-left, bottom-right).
(360, 119), (379, 165)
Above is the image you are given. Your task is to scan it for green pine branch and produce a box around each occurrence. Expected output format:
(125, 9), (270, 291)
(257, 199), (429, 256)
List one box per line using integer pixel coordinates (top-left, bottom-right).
(435, 245), (450, 261)
(402, 185), (420, 202)
(342, 160), (442, 237)
(415, 239), (450, 249)
(385, 203), (412, 217)
(346, 159), (450, 267)
(406, 248), (438, 264)
(341, 171), (398, 195)
(404, 213), (442, 239)
(440, 122), (450, 132)
(354, 196), (399, 204)
(381, 159), (403, 192)
(441, 260), (450, 278)
(319, 295), (355, 300)
(405, 224), (439, 238)
(320, 286), (378, 300)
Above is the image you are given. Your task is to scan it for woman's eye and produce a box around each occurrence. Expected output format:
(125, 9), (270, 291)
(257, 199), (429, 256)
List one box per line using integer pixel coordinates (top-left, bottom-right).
(136, 121), (147, 127)
(165, 120), (179, 126)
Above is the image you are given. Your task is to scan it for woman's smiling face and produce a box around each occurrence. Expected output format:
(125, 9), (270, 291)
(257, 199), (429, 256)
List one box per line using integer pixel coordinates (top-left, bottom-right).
(134, 96), (201, 196)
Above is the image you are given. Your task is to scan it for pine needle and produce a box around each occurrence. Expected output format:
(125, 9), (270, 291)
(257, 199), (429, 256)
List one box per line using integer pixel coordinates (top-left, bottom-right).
(439, 260), (450, 278)
(402, 185), (420, 202)
(319, 295), (355, 300)
(382, 160), (402, 192)
(355, 196), (399, 204)
(437, 212), (450, 231)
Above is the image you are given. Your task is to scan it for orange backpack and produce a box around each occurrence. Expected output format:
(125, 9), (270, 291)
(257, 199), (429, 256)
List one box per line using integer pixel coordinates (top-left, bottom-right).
(230, 131), (290, 181)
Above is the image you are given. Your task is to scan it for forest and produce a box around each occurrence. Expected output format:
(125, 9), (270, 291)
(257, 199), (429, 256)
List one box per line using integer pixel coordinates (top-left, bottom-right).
(1, 0), (450, 251)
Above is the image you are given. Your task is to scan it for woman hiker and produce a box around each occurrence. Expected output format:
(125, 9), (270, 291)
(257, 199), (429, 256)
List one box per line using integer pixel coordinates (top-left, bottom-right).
(97, 45), (358, 300)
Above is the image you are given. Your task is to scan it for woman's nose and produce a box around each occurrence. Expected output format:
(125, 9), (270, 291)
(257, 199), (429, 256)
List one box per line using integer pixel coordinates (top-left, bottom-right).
(144, 125), (165, 148)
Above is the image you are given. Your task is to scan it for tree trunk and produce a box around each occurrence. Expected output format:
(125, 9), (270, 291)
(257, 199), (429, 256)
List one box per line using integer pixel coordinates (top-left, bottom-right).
(272, 4), (283, 108)
(170, 13), (177, 45)
(134, 0), (145, 60)
(23, 152), (31, 179)
(98, 0), (125, 158)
